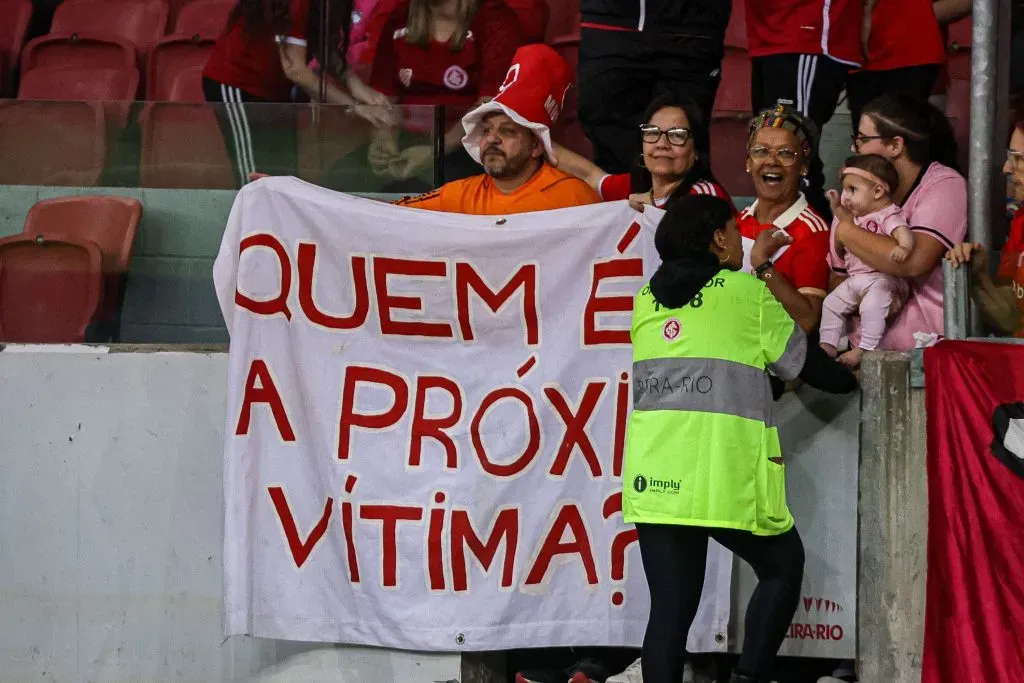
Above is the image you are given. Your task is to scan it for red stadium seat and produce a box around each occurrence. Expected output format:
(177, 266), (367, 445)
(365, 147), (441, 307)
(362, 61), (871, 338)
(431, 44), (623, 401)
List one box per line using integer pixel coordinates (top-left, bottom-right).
(166, 0), (195, 28)
(23, 196), (142, 285)
(139, 102), (236, 188)
(550, 33), (580, 130)
(173, 0), (233, 37)
(947, 16), (972, 50)
(0, 0), (32, 92)
(710, 116), (754, 198)
(22, 196), (142, 326)
(552, 118), (592, 159)
(147, 35), (213, 100)
(0, 234), (103, 343)
(548, 34), (590, 158)
(724, 0), (747, 49)
(545, 0), (578, 42)
(167, 62), (204, 101)
(0, 101), (106, 186)
(714, 46), (751, 115)
(21, 33), (136, 79)
(505, 0), (549, 43)
(51, 0), (168, 55)
(19, 64), (140, 101)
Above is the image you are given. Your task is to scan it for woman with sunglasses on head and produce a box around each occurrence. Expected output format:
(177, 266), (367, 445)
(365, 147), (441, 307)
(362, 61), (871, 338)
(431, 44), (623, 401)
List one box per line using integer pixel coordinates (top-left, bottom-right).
(552, 93), (732, 212)
(829, 92), (967, 351)
(945, 115), (1024, 338)
(736, 105), (832, 335)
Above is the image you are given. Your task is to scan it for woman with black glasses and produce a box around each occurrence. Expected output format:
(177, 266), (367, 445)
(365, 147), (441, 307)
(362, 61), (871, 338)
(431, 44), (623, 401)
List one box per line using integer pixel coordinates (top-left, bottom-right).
(552, 92), (732, 212)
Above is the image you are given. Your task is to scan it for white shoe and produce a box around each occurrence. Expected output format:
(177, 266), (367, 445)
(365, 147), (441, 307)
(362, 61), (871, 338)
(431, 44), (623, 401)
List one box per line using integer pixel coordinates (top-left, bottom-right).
(607, 658), (643, 683)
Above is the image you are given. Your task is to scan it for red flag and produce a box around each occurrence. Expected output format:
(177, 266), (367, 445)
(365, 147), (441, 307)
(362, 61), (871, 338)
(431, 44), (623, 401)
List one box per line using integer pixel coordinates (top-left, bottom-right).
(923, 340), (1024, 682)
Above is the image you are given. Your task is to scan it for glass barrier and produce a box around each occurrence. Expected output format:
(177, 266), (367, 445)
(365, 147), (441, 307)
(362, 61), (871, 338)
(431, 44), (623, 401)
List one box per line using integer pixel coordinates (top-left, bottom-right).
(0, 100), (444, 192)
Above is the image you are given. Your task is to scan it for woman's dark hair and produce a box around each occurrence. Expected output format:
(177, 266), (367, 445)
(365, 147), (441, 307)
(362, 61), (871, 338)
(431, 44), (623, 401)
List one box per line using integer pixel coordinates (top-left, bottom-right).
(841, 154), (900, 194)
(861, 93), (961, 172)
(650, 194), (735, 308)
(655, 194), (734, 264)
(308, 0), (355, 77)
(630, 92), (720, 208)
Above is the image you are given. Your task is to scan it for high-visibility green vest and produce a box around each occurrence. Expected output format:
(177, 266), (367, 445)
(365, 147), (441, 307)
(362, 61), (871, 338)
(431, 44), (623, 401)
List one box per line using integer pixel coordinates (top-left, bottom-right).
(622, 268), (807, 536)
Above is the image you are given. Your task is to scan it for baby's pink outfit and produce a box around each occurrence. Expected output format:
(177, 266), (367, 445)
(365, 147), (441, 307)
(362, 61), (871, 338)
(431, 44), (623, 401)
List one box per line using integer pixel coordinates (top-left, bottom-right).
(820, 203), (910, 351)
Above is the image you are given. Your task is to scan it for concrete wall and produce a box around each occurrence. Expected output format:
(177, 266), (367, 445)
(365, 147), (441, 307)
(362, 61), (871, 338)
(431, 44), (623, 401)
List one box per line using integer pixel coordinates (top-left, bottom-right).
(0, 346), (476, 683)
(858, 352), (928, 683)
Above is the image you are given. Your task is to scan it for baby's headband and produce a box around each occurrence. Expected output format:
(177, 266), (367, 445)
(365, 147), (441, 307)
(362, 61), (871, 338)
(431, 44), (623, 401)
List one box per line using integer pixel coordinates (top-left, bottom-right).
(841, 166), (890, 195)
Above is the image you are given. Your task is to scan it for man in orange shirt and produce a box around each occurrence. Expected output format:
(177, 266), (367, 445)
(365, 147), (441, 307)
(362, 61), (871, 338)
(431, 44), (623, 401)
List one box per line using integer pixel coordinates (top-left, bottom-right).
(395, 44), (599, 214)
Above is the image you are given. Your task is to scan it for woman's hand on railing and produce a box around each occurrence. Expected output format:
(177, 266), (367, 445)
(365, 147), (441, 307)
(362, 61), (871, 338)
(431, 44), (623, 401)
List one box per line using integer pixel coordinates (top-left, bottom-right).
(945, 242), (988, 272)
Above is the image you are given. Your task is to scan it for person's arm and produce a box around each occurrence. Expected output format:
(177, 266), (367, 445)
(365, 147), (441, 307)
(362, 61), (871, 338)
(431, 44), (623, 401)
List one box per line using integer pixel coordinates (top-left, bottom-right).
(837, 212), (949, 277)
(889, 225), (915, 263)
(862, 0), (881, 61)
(933, 0), (972, 24)
(760, 286), (858, 393)
(551, 143), (606, 190)
(750, 228), (826, 333)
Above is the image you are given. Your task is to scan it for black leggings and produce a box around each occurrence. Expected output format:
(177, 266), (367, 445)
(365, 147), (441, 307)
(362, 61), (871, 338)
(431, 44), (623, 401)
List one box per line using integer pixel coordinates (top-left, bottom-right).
(635, 523), (805, 682)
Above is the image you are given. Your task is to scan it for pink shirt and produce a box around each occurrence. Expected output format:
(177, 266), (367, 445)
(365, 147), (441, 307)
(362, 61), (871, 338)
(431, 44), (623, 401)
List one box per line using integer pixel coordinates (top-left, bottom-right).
(829, 203), (909, 277)
(831, 162), (967, 350)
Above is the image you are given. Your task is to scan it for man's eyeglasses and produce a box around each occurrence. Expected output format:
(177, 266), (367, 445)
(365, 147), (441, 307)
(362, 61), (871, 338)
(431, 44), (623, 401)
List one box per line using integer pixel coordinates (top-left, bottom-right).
(1007, 149), (1024, 170)
(640, 125), (692, 146)
(748, 146), (801, 166)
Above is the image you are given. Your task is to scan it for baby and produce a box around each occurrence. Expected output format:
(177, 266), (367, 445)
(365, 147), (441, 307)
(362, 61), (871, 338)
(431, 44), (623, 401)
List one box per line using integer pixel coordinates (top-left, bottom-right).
(819, 154), (914, 367)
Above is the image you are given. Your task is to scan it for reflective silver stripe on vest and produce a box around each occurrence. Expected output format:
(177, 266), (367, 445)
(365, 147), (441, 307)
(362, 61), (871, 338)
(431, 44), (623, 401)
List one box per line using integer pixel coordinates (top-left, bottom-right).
(632, 357), (776, 426)
(766, 325), (807, 381)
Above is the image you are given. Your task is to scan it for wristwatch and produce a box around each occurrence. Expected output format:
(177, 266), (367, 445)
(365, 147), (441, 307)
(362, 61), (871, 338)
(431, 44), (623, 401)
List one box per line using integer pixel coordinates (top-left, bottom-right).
(753, 260), (774, 280)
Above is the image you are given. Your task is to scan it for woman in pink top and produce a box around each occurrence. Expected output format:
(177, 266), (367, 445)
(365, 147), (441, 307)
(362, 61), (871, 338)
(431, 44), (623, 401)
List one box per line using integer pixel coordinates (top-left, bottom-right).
(829, 93), (968, 350)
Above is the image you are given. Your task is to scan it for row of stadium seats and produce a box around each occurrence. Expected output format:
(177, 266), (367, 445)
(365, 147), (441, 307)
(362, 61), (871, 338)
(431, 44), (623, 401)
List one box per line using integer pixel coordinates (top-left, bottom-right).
(16, 33), (213, 102)
(0, 0), (231, 95)
(0, 195), (142, 343)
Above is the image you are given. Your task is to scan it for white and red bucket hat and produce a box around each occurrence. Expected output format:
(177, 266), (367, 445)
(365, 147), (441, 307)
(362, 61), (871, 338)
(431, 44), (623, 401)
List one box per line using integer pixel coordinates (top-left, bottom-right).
(461, 43), (574, 164)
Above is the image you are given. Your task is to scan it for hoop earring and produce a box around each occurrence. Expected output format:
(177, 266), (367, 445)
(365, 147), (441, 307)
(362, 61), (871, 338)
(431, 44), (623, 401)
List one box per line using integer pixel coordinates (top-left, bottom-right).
(718, 254), (729, 264)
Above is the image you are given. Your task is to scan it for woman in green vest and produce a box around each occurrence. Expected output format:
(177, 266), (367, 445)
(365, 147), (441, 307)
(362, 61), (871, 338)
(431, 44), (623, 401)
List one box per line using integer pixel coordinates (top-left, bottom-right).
(623, 194), (857, 683)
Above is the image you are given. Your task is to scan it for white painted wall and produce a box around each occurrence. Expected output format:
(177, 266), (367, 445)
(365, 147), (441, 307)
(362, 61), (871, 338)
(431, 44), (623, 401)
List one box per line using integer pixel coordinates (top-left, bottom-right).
(0, 348), (460, 683)
(0, 348), (860, 680)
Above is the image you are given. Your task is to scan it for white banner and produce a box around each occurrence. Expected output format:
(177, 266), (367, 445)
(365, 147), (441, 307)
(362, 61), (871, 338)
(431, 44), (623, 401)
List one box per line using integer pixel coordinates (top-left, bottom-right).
(213, 178), (733, 652)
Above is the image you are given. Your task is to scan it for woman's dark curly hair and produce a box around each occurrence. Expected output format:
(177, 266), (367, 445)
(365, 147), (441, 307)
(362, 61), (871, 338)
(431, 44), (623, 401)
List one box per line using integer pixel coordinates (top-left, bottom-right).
(655, 194), (734, 266)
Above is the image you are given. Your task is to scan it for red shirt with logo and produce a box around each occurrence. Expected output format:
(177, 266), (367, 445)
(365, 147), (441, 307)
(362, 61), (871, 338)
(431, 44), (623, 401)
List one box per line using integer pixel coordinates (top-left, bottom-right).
(745, 0), (862, 66)
(997, 208), (1024, 338)
(203, 0), (309, 101)
(863, 0), (946, 71)
(367, 0), (522, 132)
(738, 194), (832, 297)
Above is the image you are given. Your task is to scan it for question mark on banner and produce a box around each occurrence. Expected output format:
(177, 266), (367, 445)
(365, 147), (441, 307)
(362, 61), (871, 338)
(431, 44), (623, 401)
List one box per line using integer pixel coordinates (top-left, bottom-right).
(602, 491), (639, 606)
